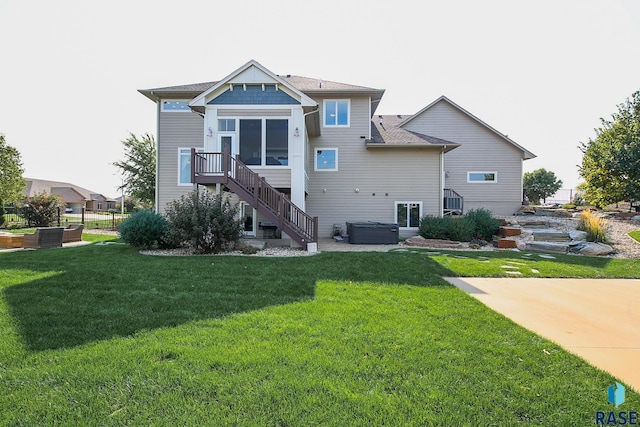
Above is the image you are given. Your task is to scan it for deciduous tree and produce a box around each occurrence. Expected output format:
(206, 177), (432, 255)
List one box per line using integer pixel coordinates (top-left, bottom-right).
(113, 133), (156, 209)
(523, 168), (563, 204)
(579, 91), (640, 208)
(0, 134), (26, 204)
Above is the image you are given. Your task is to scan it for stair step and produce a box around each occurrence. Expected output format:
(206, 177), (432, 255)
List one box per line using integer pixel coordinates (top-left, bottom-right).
(532, 231), (571, 242)
(498, 226), (522, 237)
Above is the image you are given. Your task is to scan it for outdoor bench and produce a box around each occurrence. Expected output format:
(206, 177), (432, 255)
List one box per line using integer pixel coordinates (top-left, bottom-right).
(22, 227), (64, 249)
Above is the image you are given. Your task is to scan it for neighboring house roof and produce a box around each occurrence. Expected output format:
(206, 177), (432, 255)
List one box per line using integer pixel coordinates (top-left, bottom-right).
(400, 96), (536, 160)
(25, 178), (114, 204)
(367, 115), (459, 152)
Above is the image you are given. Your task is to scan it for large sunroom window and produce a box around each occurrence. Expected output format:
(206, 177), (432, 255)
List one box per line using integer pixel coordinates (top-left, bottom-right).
(239, 119), (288, 166)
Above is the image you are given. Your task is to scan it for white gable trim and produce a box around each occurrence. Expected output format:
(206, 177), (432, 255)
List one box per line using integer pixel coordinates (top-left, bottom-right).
(189, 60), (318, 108)
(400, 96), (536, 160)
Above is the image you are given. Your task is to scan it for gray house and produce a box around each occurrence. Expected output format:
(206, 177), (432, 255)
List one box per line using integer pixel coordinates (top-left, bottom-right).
(139, 60), (534, 248)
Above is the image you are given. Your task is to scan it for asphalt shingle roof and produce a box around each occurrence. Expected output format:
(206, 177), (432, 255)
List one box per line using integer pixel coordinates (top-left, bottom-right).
(368, 115), (459, 149)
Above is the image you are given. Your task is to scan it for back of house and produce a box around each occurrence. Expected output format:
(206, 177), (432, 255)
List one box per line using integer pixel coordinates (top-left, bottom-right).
(139, 60), (534, 247)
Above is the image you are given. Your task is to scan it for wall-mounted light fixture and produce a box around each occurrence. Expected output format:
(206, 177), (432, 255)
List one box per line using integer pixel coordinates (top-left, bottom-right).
(355, 188), (360, 193)
(322, 188), (327, 193)
(207, 127), (213, 137)
(294, 127), (300, 137)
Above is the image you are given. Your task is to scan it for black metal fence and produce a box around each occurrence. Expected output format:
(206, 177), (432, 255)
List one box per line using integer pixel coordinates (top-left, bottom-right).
(2, 206), (130, 230)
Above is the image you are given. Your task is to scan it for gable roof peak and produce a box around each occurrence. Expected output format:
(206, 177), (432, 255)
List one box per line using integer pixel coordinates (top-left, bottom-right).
(189, 59), (318, 108)
(399, 95), (536, 160)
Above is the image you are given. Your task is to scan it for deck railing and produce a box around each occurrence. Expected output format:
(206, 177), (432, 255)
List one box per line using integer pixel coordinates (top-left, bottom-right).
(443, 188), (463, 215)
(192, 149), (318, 248)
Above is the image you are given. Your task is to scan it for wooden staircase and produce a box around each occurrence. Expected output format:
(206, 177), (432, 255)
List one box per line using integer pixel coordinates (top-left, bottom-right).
(191, 149), (318, 249)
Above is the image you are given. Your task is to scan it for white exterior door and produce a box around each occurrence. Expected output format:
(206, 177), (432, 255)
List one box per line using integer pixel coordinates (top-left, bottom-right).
(241, 203), (256, 236)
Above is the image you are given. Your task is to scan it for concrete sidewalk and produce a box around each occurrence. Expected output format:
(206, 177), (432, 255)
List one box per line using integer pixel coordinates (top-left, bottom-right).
(446, 277), (640, 392)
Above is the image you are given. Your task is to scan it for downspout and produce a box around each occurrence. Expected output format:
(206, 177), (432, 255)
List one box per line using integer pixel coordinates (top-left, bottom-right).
(440, 147), (445, 217)
(153, 91), (160, 214)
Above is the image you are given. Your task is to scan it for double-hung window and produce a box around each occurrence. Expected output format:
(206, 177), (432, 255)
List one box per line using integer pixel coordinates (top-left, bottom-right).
(178, 147), (203, 185)
(324, 100), (350, 127)
(395, 202), (422, 229)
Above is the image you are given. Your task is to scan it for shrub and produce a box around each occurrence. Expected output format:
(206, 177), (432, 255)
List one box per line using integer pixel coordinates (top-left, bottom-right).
(0, 200), (5, 227)
(419, 216), (454, 240)
(576, 210), (609, 243)
(419, 216), (474, 242)
(419, 208), (500, 242)
(20, 192), (64, 227)
(164, 190), (243, 254)
(465, 208), (501, 240)
(118, 210), (169, 249)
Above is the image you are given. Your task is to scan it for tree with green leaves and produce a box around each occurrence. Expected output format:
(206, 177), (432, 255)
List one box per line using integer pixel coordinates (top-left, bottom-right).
(523, 168), (563, 204)
(20, 192), (64, 227)
(113, 132), (156, 209)
(579, 91), (640, 208)
(0, 134), (27, 206)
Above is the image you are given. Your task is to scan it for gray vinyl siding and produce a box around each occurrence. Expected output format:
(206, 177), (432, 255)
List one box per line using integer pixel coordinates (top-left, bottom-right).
(403, 101), (524, 216)
(157, 110), (204, 213)
(247, 167), (291, 188)
(306, 96), (442, 238)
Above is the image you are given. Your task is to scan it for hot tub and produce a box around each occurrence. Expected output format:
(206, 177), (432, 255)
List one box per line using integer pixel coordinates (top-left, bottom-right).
(346, 222), (399, 244)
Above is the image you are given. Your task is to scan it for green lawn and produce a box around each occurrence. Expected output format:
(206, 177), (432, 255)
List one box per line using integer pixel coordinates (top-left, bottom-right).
(630, 229), (640, 243)
(0, 241), (638, 425)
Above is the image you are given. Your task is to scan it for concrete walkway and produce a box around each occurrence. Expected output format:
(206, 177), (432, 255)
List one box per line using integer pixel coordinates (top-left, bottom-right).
(446, 277), (640, 391)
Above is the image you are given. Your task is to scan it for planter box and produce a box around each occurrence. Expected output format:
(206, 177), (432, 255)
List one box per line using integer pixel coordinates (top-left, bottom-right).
(0, 233), (25, 249)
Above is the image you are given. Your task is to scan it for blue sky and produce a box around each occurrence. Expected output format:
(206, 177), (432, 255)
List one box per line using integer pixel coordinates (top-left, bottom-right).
(1, 0), (639, 197)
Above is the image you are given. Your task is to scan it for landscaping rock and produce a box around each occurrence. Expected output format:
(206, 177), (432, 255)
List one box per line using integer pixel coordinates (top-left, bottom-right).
(569, 230), (588, 241)
(532, 231), (571, 242)
(576, 242), (615, 256)
(525, 241), (569, 254)
(404, 236), (463, 249)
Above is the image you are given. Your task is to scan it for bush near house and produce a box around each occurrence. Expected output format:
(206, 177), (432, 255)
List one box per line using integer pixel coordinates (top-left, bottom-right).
(118, 210), (170, 249)
(163, 191), (243, 254)
(419, 209), (501, 242)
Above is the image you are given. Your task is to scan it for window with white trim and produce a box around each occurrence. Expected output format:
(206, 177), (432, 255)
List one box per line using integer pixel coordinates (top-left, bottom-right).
(218, 119), (236, 132)
(395, 202), (422, 229)
(178, 147), (204, 185)
(238, 119), (289, 166)
(162, 100), (190, 112)
(467, 171), (497, 183)
(315, 148), (338, 171)
(323, 100), (350, 127)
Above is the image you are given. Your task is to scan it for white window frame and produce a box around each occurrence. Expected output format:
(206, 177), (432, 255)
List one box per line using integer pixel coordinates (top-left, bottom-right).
(467, 171), (498, 183)
(314, 148), (338, 171)
(178, 147), (204, 186)
(395, 201), (423, 229)
(323, 99), (350, 127)
(161, 100), (191, 112)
